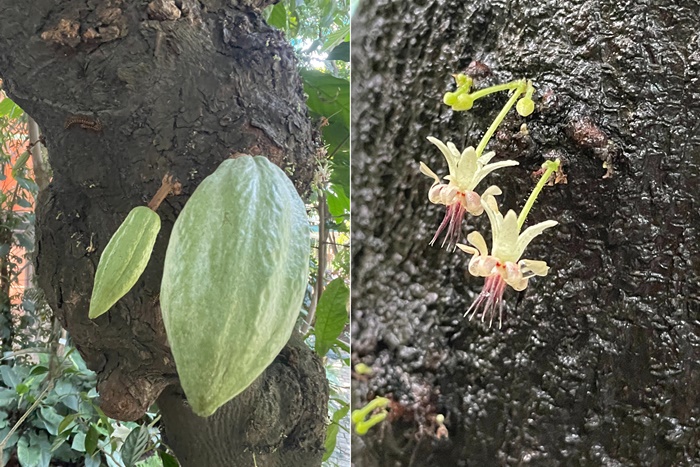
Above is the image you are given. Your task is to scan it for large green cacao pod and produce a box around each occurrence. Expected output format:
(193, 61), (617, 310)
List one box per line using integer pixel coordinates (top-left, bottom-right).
(160, 155), (310, 417)
(89, 206), (160, 319)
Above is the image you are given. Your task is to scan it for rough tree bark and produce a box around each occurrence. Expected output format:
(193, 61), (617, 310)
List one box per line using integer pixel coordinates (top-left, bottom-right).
(352, 0), (700, 466)
(0, 1), (328, 466)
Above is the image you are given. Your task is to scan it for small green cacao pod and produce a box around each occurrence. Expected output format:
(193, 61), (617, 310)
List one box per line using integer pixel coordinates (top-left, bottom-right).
(160, 155), (310, 417)
(89, 206), (161, 319)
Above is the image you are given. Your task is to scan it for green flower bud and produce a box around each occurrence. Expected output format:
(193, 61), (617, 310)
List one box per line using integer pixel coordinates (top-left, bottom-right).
(443, 92), (457, 106)
(453, 94), (473, 111)
(516, 97), (535, 116)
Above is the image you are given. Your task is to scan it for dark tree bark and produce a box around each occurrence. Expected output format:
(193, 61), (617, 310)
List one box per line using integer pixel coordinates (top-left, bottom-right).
(0, 1), (327, 466)
(352, 1), (700, 466)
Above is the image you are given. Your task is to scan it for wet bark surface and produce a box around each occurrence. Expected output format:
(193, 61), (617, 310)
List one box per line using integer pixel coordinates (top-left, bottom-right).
(0, 1), (327, 465)
(351, 0), (700, 466)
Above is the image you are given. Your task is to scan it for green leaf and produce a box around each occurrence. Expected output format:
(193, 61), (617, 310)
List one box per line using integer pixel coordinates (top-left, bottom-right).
(91, 401), (112, 429)
(29, 365), (49, 376)
(50, 429), (72, 452)
(0, 425), (19, 450)
(14, 175), (38, 193)
(17, 197), (33, 208)
(39, 405), (65, 435)
(0, 98), (23, 118)
(137, 454), (164, 467)
(71, 431), (86, 452)
(313, 278), (349, 356)
(0, 388), (16, 407)
(84, 453), (102, 467)
(17, 432), (51, 467)
(319, 0), (338, 30)
(15, 383), (29, 395)
(333, 404), (350, 424)
(320, 24), (350, 53)
(11, 151), (31, 177)
(17, 435), (41, 467)
(300, 70), (349, 128)
(158, 451), (180, 467)
(326, 185), (349, 221)
(85, 423), (100, 457)
(323, 119), (349, 155)
(336, 338), (350, 354)
(266, 2), (287, 31)
(0, 365), (21, 388)
(121, 425), (150, 467)
(326, 41), (349, 62)
(323, 423), (339, 461)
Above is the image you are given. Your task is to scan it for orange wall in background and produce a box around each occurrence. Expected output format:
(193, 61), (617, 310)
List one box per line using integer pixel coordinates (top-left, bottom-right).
(0, 94), (35, 303)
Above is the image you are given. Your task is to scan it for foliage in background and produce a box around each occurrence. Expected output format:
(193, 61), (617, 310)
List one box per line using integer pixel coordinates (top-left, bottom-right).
(0, 97), (41, 356)
(0, 343), (175, 467)
(265, 0), (350, 229)
(1, 0), (351, 463)
(265, 1), (350, 465)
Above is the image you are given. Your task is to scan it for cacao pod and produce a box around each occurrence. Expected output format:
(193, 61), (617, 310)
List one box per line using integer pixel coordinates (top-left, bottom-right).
(160, 155), (310, 417)
(89, 206), (160, 319)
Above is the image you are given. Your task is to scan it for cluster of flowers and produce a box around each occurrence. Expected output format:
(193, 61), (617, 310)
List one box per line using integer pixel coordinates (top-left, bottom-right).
(421, 74), (559, 329)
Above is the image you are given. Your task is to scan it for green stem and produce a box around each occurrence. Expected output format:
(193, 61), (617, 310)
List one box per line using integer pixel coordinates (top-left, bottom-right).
(351, 397), (389, 424)
(356, 412), (387, 435)
(470, 81), (523, 102)
(524, 81), (535, 99)
(517, 159), (561, 229)
(475, 81), (527, 157)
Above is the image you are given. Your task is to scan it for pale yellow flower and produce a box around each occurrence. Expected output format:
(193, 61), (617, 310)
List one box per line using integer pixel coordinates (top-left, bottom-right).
(457, 187), (557, 328)
(421, 136), (518, 249)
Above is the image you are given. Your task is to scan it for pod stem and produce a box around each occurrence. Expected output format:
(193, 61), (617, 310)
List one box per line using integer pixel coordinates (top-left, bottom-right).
(148, 174), (181, 211)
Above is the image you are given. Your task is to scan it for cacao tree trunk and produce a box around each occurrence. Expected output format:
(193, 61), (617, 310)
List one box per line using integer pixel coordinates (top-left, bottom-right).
(0, 1), (327, 466)
(352, 0), (700, 466)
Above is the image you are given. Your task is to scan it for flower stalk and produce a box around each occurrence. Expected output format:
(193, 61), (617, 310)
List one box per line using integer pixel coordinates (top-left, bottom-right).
(475, 81), (527, 157)
(518, 159), (560, 229)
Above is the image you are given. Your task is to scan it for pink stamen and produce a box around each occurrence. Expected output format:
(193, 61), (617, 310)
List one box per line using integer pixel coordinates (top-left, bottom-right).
(464, 273), (507, 329)
(429, 199), (466, 251)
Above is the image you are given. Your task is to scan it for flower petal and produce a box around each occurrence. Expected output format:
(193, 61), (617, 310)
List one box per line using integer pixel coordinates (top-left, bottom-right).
(481, 185), (503, 198)
(428, 183), (446, 203)
(480, 185), (503, 212)
(446, 141), (461, 160)
(493, 210), (520, 262)
(427, 136), (458, 176)
(466, 231), (489, 257)
(420, 161), (441, 184)
(508, 276), (529, 291)
(428, 183), (459, 204)
(478, 150), (497, 165)
(456, 243), (477, 255)
(463, 191), (483, 215)
(471, 160), (519, 188)
(454, 146), (478, 189)
(480, 189), (503, 247)
(515, 220), (558, 260)
(519, 259), (550, 277)
(470, 255), (497, 277)
(499, 262), (526, 290)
